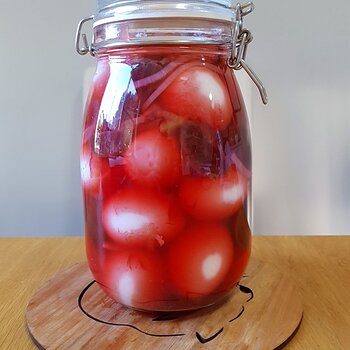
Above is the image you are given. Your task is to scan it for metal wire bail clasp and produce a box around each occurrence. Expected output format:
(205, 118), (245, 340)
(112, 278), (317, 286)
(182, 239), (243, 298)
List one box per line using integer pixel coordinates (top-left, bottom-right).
(227, 2), (268, 105)
(75, 16), (94, 56)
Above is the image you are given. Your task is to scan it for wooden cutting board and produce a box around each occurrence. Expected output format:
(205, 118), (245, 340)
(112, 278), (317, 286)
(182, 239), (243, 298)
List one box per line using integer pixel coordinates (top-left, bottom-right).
(26, 258), (303, 349)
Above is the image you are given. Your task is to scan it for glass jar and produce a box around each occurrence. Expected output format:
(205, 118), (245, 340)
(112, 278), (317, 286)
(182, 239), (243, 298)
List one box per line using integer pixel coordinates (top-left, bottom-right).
(76, 0), (265, 312)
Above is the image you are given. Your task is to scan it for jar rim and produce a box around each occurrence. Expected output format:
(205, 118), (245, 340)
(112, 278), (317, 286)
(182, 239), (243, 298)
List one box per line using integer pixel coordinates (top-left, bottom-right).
(94, 0), (236, 27)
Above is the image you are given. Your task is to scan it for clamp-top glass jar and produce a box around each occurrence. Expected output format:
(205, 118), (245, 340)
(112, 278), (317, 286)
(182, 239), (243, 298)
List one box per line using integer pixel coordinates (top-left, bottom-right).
(76, 0), (266, 312)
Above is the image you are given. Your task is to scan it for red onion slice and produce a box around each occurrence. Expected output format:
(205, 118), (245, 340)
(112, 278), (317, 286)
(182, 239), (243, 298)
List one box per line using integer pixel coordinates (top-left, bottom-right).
(231, 152), (251, 179)
(134, 61), (181, 89)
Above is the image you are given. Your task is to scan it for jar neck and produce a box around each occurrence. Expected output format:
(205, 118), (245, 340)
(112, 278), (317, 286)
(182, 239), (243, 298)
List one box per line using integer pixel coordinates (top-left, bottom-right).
(93, 18), (232, 54)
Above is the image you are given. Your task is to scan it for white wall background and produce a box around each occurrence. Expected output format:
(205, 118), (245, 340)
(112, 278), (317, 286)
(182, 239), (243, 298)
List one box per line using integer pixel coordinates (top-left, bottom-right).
(249, 0), (350, 235)
(0, 0), (349, 237)
(0, 0), (95, 236)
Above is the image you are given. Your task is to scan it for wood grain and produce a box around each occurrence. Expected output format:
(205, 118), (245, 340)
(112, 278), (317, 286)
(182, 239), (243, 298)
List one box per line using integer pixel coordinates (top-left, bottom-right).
(1, 236), (350, 349)
(253, 236), (350, 350)
(25, 259), (302, 350)
(0, 238), (85, 350)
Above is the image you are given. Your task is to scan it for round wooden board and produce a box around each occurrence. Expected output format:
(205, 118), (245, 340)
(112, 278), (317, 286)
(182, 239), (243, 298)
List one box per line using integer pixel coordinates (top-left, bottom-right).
(26, 258), (303, 349)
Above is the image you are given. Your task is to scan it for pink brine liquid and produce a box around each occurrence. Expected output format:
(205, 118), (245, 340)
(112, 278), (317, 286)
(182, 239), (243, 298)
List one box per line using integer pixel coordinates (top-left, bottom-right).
(81, 46), (252, 311)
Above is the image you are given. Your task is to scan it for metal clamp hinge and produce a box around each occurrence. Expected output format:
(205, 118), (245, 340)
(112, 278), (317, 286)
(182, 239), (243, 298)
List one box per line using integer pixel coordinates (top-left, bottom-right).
(227, 2), (268, 105)
(75, 15), (95, 56)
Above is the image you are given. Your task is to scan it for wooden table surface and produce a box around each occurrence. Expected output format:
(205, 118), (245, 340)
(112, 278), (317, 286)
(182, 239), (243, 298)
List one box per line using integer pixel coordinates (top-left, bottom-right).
(1, 236), (349, 349)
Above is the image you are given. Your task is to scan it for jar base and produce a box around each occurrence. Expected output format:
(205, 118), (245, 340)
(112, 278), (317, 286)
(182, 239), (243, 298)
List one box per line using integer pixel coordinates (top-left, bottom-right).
(117, 287), (238, 314)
